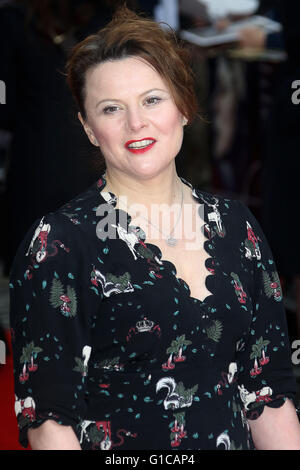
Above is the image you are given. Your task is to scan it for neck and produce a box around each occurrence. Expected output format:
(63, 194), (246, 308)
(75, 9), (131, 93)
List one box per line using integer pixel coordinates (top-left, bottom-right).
(102, 167), (198, 245)
(103, 167), (185, 210)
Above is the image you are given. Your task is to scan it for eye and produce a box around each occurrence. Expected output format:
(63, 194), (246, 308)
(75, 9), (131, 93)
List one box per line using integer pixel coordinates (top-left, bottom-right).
(145, 96), (162, 106)
(102, 105), (120, 115)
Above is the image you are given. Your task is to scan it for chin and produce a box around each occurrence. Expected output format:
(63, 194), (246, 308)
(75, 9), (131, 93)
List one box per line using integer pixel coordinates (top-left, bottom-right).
(128, 161), (173, 179)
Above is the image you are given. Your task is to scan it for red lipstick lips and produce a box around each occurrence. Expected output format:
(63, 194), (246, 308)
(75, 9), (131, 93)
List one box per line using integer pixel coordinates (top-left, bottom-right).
(125, 137), (156, 154)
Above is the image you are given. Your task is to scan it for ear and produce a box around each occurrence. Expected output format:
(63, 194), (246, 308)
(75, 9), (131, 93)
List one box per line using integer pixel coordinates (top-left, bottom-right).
(182, 116), (188, 126)
(78, 112), (99, 147)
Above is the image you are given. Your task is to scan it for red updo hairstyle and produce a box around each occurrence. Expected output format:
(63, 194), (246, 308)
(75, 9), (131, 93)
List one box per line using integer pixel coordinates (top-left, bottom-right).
(66, 4), (199, 125)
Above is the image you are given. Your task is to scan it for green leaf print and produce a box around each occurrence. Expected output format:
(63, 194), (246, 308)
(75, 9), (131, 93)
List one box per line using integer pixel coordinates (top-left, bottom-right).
(206, 320), (223, 343)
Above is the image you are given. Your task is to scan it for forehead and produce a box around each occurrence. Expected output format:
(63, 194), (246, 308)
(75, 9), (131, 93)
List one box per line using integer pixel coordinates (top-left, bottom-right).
(85, 56), (169, 99)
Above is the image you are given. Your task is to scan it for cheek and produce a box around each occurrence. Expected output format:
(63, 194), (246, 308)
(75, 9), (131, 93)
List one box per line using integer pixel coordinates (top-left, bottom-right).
(158, 109), (183, 135)
(93, 124), (118, 149)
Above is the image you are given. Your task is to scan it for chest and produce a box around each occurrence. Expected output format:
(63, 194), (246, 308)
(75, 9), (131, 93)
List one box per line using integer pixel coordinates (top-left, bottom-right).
(146, 233), (212, 303)
(125, 199), (212, 303)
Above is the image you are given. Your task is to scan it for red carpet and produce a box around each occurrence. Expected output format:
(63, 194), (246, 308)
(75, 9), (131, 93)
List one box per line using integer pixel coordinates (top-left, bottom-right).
(0, 330), (27, 450)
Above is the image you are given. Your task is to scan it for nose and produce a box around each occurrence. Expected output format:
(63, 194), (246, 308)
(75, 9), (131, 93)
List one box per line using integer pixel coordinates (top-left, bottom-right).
(126, 107), (147, 132)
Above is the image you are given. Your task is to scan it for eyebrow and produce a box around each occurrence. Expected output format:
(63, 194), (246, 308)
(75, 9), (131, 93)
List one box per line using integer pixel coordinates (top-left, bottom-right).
(95, 88), (168, 109)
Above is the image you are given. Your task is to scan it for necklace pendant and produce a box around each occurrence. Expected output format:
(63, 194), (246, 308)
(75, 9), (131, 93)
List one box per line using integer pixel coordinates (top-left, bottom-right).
(166, 236), (177, 247)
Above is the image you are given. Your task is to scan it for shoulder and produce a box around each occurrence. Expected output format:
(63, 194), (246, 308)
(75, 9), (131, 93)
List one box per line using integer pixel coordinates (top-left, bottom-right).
(14, 178), (104, 261)
(194, 188), (274, 267)
(195, 187), (243, 211)
(194, 187), (266, 247)
(44, 178), (105, 234)
(195, 187), (253, 224)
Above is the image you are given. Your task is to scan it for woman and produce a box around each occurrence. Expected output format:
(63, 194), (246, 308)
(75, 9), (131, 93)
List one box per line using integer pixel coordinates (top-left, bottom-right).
(9, 5), (300, 450)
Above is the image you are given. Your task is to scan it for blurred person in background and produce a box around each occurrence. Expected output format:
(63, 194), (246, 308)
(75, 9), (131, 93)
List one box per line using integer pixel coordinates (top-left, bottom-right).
(233, 0), (300, 338)
(179, 0), (259, 29)
(179, 0), (262, 203)
(259, 1), (300, 339)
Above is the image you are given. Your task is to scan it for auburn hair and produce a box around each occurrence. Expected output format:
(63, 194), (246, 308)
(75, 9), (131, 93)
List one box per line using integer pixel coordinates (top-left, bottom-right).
(66, 5), (199, 124)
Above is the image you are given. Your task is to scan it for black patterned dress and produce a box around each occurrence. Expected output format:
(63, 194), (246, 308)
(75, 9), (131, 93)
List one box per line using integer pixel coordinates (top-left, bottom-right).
(9, 172), (297, 450)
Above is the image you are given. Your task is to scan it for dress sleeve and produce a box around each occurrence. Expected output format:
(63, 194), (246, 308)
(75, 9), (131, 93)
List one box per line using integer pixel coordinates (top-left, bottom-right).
(9, 213), (93, 448)
(235, 202), (297, 420)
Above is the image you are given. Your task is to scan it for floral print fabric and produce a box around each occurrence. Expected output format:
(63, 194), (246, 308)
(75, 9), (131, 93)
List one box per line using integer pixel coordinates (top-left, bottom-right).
(9, 172), (296, 450)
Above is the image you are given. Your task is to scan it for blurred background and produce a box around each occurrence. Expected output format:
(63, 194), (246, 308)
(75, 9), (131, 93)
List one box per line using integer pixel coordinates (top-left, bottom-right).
(0, 0), (300, 449)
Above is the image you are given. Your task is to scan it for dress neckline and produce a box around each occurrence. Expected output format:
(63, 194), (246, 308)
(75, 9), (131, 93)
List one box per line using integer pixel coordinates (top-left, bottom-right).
(95, 171), (216, 306)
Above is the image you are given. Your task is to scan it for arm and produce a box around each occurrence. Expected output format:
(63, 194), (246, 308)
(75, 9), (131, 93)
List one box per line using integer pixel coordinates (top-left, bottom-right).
(248, 399), (300, 450)
(234, 201), (297, 449)
(28, 420), (82, 450)
(9, 213), (96, 449)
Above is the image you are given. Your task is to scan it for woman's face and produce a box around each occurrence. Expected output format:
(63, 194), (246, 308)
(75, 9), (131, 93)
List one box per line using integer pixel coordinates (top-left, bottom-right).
(79, 56), (186, 180)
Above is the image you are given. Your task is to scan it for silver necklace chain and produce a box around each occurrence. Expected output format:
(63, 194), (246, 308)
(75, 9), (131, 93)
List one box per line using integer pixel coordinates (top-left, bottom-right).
(113, 184), (184, 247)
(136, 185), (184, 247)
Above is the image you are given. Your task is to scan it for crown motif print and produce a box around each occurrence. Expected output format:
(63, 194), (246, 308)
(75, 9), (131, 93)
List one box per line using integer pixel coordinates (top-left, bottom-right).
(136, 317), (154, 333)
